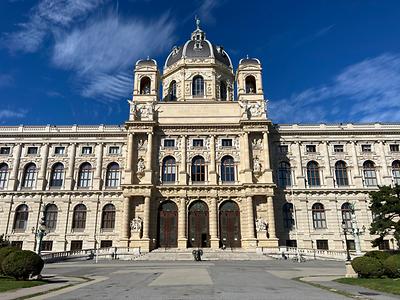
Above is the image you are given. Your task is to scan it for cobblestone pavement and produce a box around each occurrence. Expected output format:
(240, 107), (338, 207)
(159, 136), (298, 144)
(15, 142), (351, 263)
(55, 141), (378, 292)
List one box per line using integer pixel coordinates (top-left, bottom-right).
(30, 260), (356, 300)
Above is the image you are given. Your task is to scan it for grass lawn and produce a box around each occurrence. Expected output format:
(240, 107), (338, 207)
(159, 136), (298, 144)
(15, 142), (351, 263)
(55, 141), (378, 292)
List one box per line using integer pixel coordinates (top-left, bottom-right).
(0, 276), (46, 293)
(335, 278), (400, 295)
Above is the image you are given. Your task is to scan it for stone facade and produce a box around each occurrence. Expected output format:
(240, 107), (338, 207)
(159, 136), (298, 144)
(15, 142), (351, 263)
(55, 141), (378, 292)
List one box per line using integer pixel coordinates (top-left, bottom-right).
(0, 23), (398, 253)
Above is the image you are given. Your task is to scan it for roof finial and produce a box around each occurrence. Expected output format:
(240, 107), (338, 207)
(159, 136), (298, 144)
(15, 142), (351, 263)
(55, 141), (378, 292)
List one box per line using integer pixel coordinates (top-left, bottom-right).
(195, 15), (200, 30)
(147, 55), (150, 60)
(246, 54), (249, 59)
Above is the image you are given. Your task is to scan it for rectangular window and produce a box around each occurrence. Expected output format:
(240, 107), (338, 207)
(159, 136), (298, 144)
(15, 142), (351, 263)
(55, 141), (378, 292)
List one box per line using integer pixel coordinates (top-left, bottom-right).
(0, 147), (11, 155)
(193, 139), (204, 147)
(306, 145), (316, 153)
(361, 144), (371, 152)
(221, 139), (233, 147)
(390, 144), (399, 152)
(334, 145), (344, 153)
(378, 240), (390, 250)
(54, 146), (65, 155)
(279, 145), (289, 154)
(42, 241), (53, 251)
(109, 146), (120, 154)
(82, 146), (92, 155)
(11, 241), (23, 249)
(286, 240), (297, 248)
(70, 240), (83, 251)
(100, 240), (113, 248)
(163, 139), (175, 148)
(27, 147), (38, 155)
(316, 239), (329, 250)
(347, 240), (356, 251)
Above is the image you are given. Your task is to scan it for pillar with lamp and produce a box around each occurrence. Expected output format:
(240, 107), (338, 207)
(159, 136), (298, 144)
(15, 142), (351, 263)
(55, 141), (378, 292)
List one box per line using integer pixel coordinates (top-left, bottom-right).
(33, 217), (48, 255)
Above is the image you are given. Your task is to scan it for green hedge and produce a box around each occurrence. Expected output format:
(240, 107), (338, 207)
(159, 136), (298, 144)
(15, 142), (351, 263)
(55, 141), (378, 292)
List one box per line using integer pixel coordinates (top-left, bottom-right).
(0, 247), (18, 275)
(351, 256), (385, 278)
(1, 250), (44, 280)
(383, 254), (400, 278)
(364, 250), (391, 261)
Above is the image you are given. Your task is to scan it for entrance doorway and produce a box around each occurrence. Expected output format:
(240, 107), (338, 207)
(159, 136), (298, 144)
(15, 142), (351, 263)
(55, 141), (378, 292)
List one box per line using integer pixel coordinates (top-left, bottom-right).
(219, 201), (241, 248)
(188, 200), (210, 248)
(158, 201), (178, 248)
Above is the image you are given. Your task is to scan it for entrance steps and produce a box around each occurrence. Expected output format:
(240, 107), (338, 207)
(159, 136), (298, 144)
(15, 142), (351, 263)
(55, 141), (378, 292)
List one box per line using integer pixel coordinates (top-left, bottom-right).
(135, 248), (273, 261)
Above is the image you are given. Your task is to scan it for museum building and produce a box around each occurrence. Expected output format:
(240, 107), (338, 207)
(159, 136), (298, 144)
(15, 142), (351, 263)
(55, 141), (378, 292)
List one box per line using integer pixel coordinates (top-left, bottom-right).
(0, 22), (399, 254)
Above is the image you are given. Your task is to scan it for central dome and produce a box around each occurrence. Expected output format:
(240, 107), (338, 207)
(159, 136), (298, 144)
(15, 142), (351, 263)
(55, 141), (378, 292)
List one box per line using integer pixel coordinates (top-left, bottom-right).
(164, 21), (233, 69)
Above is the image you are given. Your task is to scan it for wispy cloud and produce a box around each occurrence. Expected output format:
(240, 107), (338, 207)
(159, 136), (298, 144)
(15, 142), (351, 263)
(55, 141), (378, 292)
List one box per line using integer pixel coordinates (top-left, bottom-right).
(0, 109), (27, 120)
(270, 53), (400, 123)
(294, 24), (335, 47)
(3, 0), (107, 53)
(196, 0), (224, 24)
(0, 74), (14, 88)
(52, 13), (175, 101)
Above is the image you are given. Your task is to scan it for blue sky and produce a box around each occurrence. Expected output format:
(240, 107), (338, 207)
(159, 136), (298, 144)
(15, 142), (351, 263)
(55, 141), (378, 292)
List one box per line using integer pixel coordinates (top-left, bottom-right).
(1, 0), (400, 125)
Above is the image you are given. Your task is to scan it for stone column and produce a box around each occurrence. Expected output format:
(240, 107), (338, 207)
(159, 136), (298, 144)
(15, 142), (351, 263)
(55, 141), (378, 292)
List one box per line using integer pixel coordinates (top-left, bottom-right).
(323, 141), (334, 187)
(121, 196), (131, 242)
(351, 141), (363, 186)
(293, 142), (304, 188)
(143, 196), (151, 239)
(241, 132), (252, 182)
(209, 135), (217, 184)
(179, 135), (187, 184)
(125, 133), (134, 184)
(246, 196), (255, 239)
(209, 197), (219, 249)
(38, 143), (49, 190)
(66, 143), (76, 189)
(144, 132), (153, 183)
(267, 196), (277, 239)
(379, 141), (391, 185)
(263, 131), (273, 182)
(94, 143), (104, 189)
(10, 144), (22, 190)
(178, 197), (187, 248)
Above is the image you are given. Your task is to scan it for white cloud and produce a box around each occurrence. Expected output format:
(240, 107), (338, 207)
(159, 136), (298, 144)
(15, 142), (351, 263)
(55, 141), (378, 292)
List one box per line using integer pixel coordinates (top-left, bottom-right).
(270, 53), (400, 123)
(197, 0), (223, 24)
(3, 0), (107, 52)
(0, 109), (27, 120)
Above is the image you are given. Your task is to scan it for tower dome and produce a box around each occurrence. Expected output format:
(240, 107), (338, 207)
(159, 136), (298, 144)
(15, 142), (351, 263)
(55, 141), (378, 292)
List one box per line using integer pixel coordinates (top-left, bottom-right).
(164, 19), (233, 70)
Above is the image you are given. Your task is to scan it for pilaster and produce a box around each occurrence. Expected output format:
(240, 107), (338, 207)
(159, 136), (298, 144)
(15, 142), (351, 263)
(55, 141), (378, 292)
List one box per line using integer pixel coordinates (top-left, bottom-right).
(37, 143), (49, 190)
(178, 197), (187, 248)
(9, 143), (22, 190)
(209, 196), (219, 249)
(65, 143), (76, 190)
(209, 135), (217, 184)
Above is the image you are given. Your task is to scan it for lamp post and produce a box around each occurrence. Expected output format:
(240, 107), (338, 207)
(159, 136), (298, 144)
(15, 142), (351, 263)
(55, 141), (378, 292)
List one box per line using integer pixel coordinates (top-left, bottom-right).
(35, 217), (47, 255)
(342, 221), (351, 261)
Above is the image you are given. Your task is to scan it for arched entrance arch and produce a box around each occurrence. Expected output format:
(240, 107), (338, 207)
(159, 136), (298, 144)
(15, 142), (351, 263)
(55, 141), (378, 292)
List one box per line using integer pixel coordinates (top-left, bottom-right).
(158, 201), (178, 248)
(188, 200), (210, 248)
(219, 200), (241, 248)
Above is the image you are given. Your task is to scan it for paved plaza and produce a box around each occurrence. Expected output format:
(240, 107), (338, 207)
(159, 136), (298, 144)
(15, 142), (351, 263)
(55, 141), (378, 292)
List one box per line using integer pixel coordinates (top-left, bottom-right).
(30, 260), (350, 300)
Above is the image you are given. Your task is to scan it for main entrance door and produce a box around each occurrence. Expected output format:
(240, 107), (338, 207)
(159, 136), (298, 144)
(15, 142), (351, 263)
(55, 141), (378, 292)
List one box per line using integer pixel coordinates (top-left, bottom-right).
(158, 201), (178, 248)
(188, 201), (210, 248)
(219, 201), (241, 248)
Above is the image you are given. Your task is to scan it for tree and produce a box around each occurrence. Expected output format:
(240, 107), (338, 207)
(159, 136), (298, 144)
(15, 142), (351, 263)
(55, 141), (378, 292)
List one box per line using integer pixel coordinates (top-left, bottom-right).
(369, 185), (400, 248)
(0, 234), (10, 248)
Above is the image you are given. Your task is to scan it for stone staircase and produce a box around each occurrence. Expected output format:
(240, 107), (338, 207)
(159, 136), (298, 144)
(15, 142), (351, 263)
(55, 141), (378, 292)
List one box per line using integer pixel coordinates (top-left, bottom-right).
(134, 248), (273, 261)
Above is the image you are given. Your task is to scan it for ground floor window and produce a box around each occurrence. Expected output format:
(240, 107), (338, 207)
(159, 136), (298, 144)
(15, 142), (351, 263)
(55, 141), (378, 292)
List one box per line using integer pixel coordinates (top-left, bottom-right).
(100, 240), (112, 248)
(70, 240), (83, 251)
(378, 240), (390, 250)
(42, 241), (53, 251)
(286, 240), (297, 248)
(11, 241), (23, 249)
(316, 239), (329, 250)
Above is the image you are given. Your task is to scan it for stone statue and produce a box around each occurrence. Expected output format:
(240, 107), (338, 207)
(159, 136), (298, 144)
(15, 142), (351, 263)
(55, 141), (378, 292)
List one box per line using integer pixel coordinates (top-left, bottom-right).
(249, 102), (262, 117)
(137, 158), (145, 173)
(255, 218), (267, 232)
(253, 157), (261, 173)
(130, 217), (142, 232)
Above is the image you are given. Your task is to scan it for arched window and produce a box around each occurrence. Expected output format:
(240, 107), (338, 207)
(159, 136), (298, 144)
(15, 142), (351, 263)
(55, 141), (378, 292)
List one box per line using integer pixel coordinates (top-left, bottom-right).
(245, 75), (256, 93)
(191, 156), (205, 182)
(50, 163), (64, 188)
(101, 204), (116, 229)
(106, 162), (120, 188)
(278, 161), (291, 188)
(221, 156), (235, 182)
(392, 160), (400, 185)
(307, 161), (320, 187)
(162, 156), (176, 183)
(220, 81), (227, 100)
(312, 203), (326, 229)
(169, 80), (177, 101)
(22, 163), (36, 188)
(78, 163), (92, 188)
(0, 163), (9, 189)
(72, 204), (87, 230)
(14, 204), (29, 231)
(335, 161), (349, 187)
(363, 160), (377, 186)
(192, 75), (204, 97)
(341, 202), (352, 230)
(282, 203), (295, 229)
(44, 204), (58, 231)
(140, 76), (151, 94)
